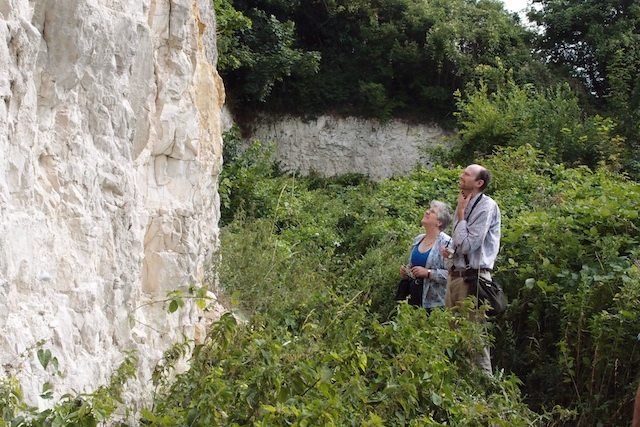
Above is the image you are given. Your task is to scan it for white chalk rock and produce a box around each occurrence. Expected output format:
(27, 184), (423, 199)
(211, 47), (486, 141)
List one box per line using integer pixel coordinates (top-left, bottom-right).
(247, 114), (452, 180)
(0, 0), (225, 413)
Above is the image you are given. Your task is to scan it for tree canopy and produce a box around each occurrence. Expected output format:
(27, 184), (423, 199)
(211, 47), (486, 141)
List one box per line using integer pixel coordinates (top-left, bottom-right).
(529, 0), (640, 169)
(217, 0), (538, 122)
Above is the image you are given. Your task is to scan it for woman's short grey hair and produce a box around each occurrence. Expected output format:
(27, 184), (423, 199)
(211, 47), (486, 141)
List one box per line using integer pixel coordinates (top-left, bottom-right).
(430, 200), (452, 231)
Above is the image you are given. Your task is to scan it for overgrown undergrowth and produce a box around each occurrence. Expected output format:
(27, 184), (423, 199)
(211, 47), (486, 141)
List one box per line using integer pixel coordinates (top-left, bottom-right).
(2, 144), (638, 426)
(149, 143), (640, 426)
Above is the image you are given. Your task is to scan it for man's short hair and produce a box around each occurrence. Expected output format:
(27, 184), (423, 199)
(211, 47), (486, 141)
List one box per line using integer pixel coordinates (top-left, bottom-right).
(477, 168), (491, 191)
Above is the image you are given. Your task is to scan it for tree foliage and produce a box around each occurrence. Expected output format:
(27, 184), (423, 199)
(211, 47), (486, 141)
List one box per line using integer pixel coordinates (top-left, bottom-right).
(448, 76), (626, 170)
(214, 0), (320, 104)
(528, 0), (640, 164)
(529, 0), (640, 102)
(217, 0), (539, 121)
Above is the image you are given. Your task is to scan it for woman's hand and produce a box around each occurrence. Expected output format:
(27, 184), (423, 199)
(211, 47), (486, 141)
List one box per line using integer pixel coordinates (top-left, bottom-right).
(400, 265), (409, 278)
(440, 247), (449, 258)
(411, 266), (431, 279)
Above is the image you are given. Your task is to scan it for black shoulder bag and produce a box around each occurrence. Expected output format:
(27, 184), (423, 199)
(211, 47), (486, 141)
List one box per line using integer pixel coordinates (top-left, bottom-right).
(465, 273), (506, 317)
(395, 273), (423, 307)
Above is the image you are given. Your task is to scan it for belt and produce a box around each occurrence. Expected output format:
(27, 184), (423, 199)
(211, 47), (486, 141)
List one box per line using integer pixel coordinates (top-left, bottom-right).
(449, 268), (491, 278)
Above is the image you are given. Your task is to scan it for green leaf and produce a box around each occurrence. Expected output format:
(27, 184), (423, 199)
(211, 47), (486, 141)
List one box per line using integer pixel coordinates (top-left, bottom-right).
(40, 382), (54, 399)
(37, 348), (51, 370)
(168, 300), (179, 313)
(262, 404), (277, 413)
(431, 391), (443, 407)
(524, 278), (535, 290)
(357, 349), (368, 372)
(320, 367), (333, 383)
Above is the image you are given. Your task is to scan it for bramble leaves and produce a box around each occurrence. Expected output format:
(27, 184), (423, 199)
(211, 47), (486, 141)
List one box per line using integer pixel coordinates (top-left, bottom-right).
(180, 139), (640, 426)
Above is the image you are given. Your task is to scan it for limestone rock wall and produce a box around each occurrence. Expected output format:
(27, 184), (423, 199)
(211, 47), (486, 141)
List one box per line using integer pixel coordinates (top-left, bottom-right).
(0, 0), (224, 406)
(247, 115), (451, 180)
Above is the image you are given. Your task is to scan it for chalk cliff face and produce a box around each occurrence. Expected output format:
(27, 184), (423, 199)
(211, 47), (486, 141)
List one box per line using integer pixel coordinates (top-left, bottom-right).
(246, 115), (450, 180)
(0, 0), (224, 405)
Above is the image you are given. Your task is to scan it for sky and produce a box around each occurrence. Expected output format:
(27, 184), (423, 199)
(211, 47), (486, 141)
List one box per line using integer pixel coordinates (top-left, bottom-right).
(501, 0), (536, 26)
(501, 0), (529, 13)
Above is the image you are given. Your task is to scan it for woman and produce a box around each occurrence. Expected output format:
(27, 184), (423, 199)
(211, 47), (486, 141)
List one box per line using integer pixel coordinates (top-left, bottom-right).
(396, 200), (452, 309)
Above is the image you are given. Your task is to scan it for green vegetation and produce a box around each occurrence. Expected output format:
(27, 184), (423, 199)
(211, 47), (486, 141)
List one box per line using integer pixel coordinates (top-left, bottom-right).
(529, 0), (640, 137)
(144, 136), (639, 425)
(1, 0), (639, 425)
(217, 0), (538, 122)
(147, 141), (543, 425)
(0, 350), (137, 426)
(214, 0), (320, 105)
(450, 78), (625, 170)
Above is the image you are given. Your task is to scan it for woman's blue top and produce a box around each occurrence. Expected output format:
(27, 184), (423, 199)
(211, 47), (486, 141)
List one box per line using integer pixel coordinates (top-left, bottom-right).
(410, 244), (430, 268)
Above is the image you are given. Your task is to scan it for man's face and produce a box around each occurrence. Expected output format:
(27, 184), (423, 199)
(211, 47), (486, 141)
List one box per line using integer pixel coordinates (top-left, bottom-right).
(459, 165), (481, 192)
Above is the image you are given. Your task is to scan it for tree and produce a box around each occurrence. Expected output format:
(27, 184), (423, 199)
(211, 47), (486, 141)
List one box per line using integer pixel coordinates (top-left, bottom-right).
(529, 0), (640, 170)
(450, 75), (625, 169)
(214, 0), (320, 105)
(219, 0), (541, 121)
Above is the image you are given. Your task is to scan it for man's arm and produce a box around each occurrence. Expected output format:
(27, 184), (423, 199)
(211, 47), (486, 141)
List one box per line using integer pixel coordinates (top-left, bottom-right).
(452, 205), (493, 255)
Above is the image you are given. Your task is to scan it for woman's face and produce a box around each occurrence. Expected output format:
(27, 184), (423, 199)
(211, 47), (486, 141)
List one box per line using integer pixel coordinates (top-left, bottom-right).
(421, 206), (441, 230)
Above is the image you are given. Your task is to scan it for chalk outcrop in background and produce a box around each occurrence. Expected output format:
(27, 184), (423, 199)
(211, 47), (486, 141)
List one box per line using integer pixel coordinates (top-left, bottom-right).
(0, 0), (224, 406)
(244, 115), (450, 180)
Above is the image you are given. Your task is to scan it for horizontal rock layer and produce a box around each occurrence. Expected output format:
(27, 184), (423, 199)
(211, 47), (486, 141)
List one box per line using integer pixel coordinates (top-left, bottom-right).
(246, 115), (450, 180)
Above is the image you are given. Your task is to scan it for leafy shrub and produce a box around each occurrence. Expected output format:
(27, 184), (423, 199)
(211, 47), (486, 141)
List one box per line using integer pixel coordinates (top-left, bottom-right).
(0, 352), (137, 427)
(219, 126), (281, 225)
(451, 80), (626, 170)
(148, 301), (541, 426)
(205, 143), (640, 425)
(494, 166), (640, 424)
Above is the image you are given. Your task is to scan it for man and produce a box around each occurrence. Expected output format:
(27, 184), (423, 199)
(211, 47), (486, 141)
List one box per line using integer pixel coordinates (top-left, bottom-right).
(441, 164), (501, 373)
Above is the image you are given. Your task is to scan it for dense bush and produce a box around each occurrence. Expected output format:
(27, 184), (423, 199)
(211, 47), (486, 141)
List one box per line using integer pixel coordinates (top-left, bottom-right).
(161, 142), (640, 426)
(148, 307), (544, 426)
(148, 220), (543, 426)
(448, 79), (626, 170)
(493, 165), (640, 424)
(143, 139), (548, 425)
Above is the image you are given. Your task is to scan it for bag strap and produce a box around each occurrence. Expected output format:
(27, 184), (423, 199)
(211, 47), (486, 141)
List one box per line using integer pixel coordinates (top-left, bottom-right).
(466, 193), (483, 222)
(463, 194), (483, 269)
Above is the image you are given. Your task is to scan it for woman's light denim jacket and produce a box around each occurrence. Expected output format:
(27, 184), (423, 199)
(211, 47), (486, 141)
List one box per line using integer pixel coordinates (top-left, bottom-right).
(407, 231), (451, 308)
